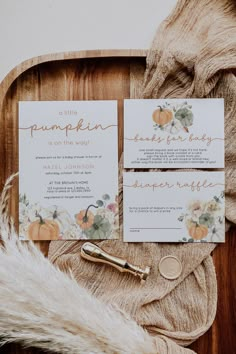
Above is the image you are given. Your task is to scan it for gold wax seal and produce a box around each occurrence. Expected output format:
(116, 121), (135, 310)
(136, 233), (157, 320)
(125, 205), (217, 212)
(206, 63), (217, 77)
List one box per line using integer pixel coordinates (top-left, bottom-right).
(159, 255), (182, 280)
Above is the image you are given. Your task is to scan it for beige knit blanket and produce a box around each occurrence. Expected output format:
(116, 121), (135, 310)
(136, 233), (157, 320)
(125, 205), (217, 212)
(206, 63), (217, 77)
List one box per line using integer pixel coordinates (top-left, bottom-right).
(49, 0), (236, 353)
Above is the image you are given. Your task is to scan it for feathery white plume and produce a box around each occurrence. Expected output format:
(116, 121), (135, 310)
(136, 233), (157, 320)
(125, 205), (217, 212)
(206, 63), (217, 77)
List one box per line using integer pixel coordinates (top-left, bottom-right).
(0, 174), (157, 354)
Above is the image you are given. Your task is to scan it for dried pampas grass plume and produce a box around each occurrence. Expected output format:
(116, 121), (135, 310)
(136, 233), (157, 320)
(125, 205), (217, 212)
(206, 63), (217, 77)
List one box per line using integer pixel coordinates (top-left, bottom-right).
(0, 172), (18, 221)
(0, 174), (157, 354)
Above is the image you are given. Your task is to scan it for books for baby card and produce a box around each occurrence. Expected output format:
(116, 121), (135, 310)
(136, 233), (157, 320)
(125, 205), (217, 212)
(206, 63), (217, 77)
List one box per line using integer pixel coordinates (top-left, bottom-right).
(124, 99), (224, 168)
(19, 101), (119, 240)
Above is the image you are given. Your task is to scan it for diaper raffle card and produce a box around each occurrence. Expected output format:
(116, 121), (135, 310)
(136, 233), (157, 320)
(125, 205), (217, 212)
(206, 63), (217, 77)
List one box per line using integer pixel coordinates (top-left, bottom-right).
(124, 99), (224, 168)
(19, 101), (119, 240)
(123, 172), (225, 243)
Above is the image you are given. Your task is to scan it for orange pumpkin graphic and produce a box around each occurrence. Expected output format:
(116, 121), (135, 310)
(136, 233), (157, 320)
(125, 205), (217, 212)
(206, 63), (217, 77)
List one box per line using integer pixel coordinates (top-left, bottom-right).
(188, 224), (208, 240)
(152, 106), (173, 126)
(28, 217), (60, 240)
(76, 210), (94, 230)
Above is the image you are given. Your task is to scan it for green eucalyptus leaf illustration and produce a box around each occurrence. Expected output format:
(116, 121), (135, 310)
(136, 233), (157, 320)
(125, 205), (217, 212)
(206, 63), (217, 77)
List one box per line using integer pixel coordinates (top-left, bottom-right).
(102, 194), (110, 201)
(188, 238), (194, 243)
(19, 193), (29, 206)
(96, 200), (104, 207)
(213, 196), (221, 203)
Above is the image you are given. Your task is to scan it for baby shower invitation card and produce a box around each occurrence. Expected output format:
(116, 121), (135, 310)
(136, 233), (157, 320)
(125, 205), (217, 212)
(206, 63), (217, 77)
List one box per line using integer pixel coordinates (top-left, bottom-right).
(123, 171), (225, 243)
(19, 101), (119, 240)
(124, 99), (224, 168)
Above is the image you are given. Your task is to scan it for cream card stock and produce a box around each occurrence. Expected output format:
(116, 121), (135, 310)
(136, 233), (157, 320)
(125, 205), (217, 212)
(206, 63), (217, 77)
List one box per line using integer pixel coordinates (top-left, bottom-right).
(124, 99), (224, 168)
(123, 171), (225, 243)
(19, 101), (119, 240)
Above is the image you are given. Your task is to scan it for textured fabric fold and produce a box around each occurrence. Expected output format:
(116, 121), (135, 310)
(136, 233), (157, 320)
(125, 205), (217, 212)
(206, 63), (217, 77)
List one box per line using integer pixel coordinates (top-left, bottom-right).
(143, 0), (236, 225)
(49, 239), (217, 348)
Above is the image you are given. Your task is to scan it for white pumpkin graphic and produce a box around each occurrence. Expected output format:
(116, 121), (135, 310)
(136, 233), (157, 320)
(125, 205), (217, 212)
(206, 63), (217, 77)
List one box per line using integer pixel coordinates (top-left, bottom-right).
(164, 118), (183, 134)
(45, 206), (73, 232)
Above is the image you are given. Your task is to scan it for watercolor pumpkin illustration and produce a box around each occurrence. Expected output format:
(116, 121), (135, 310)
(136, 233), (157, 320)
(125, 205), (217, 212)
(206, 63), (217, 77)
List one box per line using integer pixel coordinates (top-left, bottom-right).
(45, 206), (72, 232)
(164, 118), (183, 134)
(198, 213), (214, 228)
(188, 224), (208, 240)
(175, 107), (193, 127)
(178, 192), (224, 243)
(152, 106), (173, 126)
(76, 209), (95, 230)
(27, 214), (60, 240)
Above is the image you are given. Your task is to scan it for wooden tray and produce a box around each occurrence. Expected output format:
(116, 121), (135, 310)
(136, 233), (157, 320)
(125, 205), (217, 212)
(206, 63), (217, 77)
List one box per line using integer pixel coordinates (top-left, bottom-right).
(0, 49), (146, 253)
(0, 50), (235, 354)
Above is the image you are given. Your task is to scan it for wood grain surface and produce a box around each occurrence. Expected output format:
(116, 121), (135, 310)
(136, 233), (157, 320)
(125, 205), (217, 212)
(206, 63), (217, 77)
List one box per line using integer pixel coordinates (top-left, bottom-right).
(0, 50), (235, 354)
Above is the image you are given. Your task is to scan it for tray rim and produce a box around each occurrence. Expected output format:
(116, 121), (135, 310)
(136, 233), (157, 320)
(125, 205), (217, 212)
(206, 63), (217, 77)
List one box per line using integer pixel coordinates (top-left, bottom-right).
(0, 48), (147, 211)
(0, 49), (147, 111)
